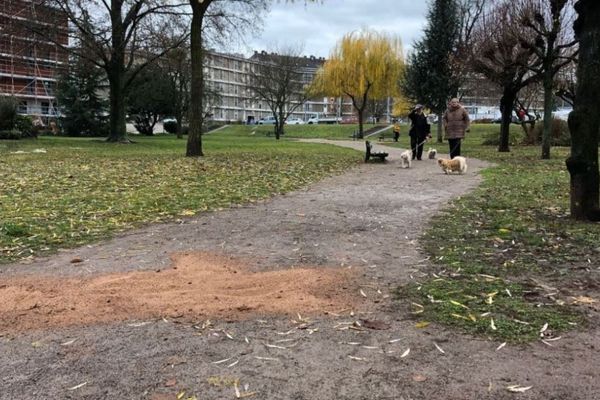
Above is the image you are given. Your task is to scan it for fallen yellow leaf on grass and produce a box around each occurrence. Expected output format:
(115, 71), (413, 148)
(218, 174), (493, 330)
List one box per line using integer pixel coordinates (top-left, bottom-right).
(450, 300), (469, 309)
(570, 296), (597, 305)
(451, 313), (470, 321)
(415, 321), (430, 329)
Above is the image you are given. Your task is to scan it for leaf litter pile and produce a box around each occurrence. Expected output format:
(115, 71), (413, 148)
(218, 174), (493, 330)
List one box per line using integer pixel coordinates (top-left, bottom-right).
(0, 136), (358, 263)
(0, 252), (363, 333)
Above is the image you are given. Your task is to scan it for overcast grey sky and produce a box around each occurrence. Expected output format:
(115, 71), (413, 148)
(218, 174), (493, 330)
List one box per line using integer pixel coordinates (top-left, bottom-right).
(234, 0), (429, 58)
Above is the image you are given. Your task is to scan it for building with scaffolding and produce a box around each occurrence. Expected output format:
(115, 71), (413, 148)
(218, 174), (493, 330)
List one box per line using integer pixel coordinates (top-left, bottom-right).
(0, 0), (68, 120)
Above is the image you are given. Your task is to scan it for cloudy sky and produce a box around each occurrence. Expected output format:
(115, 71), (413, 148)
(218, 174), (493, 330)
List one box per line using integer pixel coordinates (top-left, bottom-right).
(234, 0), (429, 58)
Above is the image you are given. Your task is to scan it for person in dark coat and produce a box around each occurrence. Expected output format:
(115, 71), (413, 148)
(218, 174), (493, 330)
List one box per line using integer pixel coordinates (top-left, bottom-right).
(408, 105), (431, 160)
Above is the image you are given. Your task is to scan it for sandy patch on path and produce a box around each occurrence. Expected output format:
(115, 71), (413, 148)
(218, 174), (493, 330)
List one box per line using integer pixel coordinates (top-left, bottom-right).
(0, 253), (360, 333)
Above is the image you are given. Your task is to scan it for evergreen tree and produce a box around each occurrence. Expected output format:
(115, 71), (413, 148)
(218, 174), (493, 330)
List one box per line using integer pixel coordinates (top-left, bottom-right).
(127, 64), (177, 136)
(403, 0), (461, 142)
(56, 54), (107, 137)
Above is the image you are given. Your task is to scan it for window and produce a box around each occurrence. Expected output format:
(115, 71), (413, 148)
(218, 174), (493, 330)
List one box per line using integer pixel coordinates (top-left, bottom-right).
(41, 101), (49, 115)
(18, 101), (28, 114)
(26, 80), (35, 95)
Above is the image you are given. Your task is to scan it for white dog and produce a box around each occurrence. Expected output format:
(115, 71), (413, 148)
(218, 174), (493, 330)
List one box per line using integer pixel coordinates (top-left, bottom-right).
(400, 149), (412, 168)
(437, 156), (468, 174)
(428, 148), (437, 159)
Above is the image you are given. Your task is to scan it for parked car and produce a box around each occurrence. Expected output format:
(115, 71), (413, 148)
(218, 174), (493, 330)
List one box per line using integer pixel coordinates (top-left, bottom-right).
(306, 113), (341, 124)
(258, 116), (276, 125)
(285, 117), (305, 125)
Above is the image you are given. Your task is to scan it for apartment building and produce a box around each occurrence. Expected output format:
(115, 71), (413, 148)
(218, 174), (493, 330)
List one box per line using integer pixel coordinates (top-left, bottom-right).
(205, 50), (355, 123)
(0, 0), (68, 119)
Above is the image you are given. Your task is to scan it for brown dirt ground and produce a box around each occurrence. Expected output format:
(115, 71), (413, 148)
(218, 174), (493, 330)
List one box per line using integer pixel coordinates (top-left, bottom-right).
(1, 141), (599, 400)
(0, 252), (361, 334)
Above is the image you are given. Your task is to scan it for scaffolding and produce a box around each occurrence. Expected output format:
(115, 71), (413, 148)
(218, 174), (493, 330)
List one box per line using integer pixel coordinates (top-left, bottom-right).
(0, 0), (65, 119)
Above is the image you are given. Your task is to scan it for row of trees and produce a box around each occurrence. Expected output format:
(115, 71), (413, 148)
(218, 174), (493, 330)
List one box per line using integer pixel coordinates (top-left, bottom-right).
(30, 0), (269, 155)
(401, 0), (600, 221)
(402, 0), (577, 158)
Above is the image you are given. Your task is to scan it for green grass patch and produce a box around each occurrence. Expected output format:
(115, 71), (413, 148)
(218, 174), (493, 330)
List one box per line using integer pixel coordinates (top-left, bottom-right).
(0, 135), (360, 263)
(402, 277), (581, 343)
(218, 123), (377, 139)
(395, 124), (595, 342)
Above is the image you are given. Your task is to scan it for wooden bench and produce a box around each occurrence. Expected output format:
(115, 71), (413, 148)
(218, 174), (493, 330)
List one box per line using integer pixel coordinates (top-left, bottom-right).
(365, 140), (389, 162)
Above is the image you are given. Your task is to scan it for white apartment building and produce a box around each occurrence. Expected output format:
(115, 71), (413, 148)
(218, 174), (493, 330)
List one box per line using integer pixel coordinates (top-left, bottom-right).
(204, 50), (355, 123)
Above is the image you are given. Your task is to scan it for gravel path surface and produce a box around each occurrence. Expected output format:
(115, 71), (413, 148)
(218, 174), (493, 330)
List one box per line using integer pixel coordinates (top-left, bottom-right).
(1, 141), (598, 400)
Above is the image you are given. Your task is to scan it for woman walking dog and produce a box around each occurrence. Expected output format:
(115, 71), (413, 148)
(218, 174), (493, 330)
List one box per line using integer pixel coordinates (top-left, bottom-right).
(408, 104), (431, 160)
(442, 98), (470, 159)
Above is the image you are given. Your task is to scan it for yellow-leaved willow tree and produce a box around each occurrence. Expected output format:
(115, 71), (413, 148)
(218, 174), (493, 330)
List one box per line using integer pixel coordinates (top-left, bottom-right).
(311, 31), (404, 138)
(392, 95), (412, 118)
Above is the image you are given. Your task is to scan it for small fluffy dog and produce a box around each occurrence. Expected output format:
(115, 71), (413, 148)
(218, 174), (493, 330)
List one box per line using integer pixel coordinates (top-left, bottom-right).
(428, 148), (437, 159)
(438, 156), (468, 174)
(400, 149), (412, 168)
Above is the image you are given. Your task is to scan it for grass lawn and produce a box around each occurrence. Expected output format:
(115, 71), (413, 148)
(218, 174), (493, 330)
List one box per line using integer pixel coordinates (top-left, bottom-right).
(391, 124), (598, 342)
(0, 134), (360, 263)
(219, 123), (379, 139)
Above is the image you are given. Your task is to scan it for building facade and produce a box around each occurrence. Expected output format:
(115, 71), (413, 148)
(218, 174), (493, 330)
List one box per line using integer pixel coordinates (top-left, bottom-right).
(0, 0), (68, 119)
(204, 50), (355, 123)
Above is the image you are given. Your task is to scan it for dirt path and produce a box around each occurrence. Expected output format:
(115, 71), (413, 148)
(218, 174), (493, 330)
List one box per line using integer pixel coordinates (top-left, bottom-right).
(1, 141), (598, 400)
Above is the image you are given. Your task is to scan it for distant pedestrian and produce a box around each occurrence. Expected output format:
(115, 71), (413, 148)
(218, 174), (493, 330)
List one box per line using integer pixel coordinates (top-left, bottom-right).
(408, 105), (431, 160)
(393, 121), (401, 142)
(443, 98), (470, 159)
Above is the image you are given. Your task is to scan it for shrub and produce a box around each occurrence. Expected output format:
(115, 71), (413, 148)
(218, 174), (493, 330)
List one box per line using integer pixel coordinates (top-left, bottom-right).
(0, 130), (21, 140)
(163, 120), (178, 134)
(14, 115), (39, 138)
(529, 118), (571, 147)
(0, 97), (18, 130)
(482, 129), (525, 146)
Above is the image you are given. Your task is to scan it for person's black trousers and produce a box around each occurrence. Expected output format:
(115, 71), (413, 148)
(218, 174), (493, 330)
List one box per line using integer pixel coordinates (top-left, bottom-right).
(448, 138), (461, 159)
(411, 136), (425, 160)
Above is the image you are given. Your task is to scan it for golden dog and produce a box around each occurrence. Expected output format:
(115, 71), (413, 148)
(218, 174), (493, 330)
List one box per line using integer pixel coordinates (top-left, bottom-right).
(437, 156), (467, 174)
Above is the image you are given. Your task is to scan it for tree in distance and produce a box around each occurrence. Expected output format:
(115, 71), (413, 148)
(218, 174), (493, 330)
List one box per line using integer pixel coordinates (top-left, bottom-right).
(403, 0), (461, 142)
(250, 46), (310, 140)
(472, 0), (541, 152)
(311, 30), (404, 138)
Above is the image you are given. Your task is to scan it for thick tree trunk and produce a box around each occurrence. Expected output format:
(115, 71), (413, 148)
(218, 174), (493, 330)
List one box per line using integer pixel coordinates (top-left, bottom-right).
(274, 119), (282, 140)
(357, 108), (364, 139)
(107, 71), (128, 142)
(437, 114), (443, 143)
(499, 88), (516, 152)
(567, 0), (600, 221)
(187, 1), (209, 157)
(106, 2), (128, 143)
(541, 70), (554, 159)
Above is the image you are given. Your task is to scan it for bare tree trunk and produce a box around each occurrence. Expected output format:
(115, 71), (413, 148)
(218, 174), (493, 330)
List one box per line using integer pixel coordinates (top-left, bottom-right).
(541, 70), (554, 159)
(107, 70), (128, 142)
(106, 3), (127, 143)
(357, 108), (365, 139)
(275, 118), (282, 140)
(499, 88), (516, 152)
(186, 1), (209, 157)
(437, 114), (443, 143)
(567, 0), (600, 221)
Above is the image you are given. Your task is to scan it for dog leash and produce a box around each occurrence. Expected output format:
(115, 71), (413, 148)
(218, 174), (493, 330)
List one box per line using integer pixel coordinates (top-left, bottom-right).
(410, 138), (430, 155)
